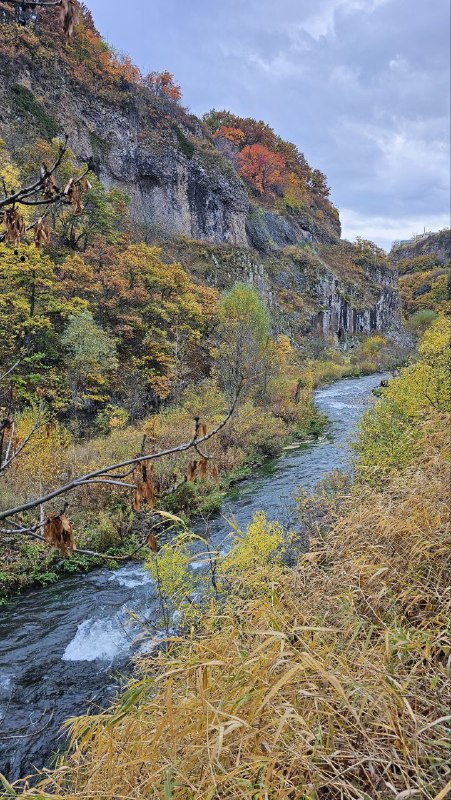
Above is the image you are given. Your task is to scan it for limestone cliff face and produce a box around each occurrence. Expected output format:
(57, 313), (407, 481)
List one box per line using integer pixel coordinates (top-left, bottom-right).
(130, 147), (248, 244)
(0, 46), (250, 246)
(162, 240), (401, 342)
(311, 263), (400, 338)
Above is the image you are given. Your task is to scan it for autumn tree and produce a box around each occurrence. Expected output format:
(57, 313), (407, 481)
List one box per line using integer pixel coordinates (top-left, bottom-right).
(238, 143), (286, 197)
(49, 243), (218, 411)
(203, 109), (340, 222)
(217, 283), (270, 398)
(0, 243), (90, 408)
(108, 244), (216, 403)
(145, 71), (182, 102)
(61, 310), (118, 410)
(214, 127), (245, 147)
(306, 168), (330, 198)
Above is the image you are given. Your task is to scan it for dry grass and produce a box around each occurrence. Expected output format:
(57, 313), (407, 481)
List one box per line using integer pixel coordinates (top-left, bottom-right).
(15, 413), (450, 799)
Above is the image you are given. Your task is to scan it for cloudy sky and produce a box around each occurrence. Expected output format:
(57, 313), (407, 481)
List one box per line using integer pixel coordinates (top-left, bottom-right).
(87, 0), (450, 250)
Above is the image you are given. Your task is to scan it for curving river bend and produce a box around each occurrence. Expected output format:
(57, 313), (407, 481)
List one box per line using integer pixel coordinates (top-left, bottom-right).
(0, 373), (385, 781)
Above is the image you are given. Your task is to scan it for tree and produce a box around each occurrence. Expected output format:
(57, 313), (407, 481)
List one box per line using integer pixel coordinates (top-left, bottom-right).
(238, 143), (285, 197)
(0, 135), (90, 246)
(306, 168), (330, 198)
(0, 243), (87, 405)
(214, 126), (245, 147)
(59, 175), (129, 250)
(61, 310), (118, 408)
(217, 283), (270, 397)
(89, 243), (217, 404)
(145, 71), (182, 102)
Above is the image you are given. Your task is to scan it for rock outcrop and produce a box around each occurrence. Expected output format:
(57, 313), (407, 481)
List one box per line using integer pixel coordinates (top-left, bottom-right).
(0, 67), (250, 246)
(0, 10), (401, 338)
(161, 239), (401, 342)
(390, 230), (451, 268)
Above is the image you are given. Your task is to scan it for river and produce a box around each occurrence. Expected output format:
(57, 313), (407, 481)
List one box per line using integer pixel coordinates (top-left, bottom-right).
(0, 373), (385, 781)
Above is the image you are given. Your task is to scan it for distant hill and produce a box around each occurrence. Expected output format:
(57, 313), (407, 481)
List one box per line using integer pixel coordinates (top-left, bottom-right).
(390, 229), (451, 270)
(389, 230), (450, 318)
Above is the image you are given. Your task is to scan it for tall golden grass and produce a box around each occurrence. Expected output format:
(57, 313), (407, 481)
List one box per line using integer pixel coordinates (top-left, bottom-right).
(15, 411), (450, 799)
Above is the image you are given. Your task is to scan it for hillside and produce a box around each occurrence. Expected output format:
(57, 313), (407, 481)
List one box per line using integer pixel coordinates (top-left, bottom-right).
(0, 1), (400, 349)
(390, 228), (451, 267)
(389, 229), (450, 320)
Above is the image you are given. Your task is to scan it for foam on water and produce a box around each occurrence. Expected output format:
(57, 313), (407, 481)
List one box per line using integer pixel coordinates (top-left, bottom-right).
(62, 616), (132, 663)
(108, 565), (153, 589)
(0, 673), (12, 693)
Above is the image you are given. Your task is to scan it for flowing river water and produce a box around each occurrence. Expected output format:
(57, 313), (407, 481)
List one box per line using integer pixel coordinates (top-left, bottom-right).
(0, 373), (386, 781)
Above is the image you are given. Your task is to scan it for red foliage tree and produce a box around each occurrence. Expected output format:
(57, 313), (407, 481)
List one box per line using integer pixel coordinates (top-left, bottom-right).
(238, 143), (286, 197)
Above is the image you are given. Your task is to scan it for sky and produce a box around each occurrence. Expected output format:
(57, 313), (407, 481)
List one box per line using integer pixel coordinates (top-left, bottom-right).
(86, 0), (450, 250)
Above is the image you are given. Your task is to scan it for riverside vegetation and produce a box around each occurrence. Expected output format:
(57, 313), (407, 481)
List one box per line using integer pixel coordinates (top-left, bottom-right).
(0, 309), (402, 600)
(0, 3), (449, 797)
(8, 315), (450, 800)
(0, 2), (406, 601)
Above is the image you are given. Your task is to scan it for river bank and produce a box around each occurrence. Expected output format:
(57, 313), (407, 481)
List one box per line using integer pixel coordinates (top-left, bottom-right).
(0, 397), (326, 604)
(11, 316), (450, 800)
(0, 373), (387, 781)
(1, 342), (401, 604)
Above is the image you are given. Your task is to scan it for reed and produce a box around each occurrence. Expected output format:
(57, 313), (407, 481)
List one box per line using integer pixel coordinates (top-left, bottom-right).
(15, 411), (450, 799)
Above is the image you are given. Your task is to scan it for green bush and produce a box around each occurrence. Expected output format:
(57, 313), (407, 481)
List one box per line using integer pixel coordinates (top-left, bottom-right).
(12, 84), (61, 139)
(171, 124), (194, 158)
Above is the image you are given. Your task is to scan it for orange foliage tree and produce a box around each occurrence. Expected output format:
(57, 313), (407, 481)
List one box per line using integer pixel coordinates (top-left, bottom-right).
(214, 126), (245, 146)
(145, 71), (182, 102)
(238, 143), (286, 197)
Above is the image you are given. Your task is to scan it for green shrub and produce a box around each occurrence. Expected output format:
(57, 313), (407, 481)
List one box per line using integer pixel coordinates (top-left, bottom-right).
(171, 124), (194, 158)
(12, 84), (61, 138)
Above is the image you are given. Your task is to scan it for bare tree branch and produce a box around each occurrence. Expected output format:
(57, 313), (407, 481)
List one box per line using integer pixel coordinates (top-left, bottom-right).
(0, 358), (23, 383)
(0, 136), (68, 209)
(0, 379), (242, 522)
(1, 516), (171, 562)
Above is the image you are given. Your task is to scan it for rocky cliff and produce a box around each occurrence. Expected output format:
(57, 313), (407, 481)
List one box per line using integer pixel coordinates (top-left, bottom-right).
(389, 229), (450, 318)
(390, 229), (451, 268)
(161, 238), (401, 343)
(0, 5), (401, 339)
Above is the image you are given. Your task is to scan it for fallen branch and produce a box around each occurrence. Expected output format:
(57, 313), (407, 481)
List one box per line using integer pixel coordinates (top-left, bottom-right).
(1, 515), (174, 561)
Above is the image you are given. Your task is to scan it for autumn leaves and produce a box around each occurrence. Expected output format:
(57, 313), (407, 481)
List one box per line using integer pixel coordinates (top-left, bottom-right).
(43, 512), (74, 557)
(132, 463), (156, 512)
(0, 133), (92, 252)
(3, 207), (25, 247)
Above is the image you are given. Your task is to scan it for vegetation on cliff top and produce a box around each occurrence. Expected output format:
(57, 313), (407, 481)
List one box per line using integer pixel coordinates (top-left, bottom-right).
(389, 230), (451, 328)
(203, 109), (339, 233)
